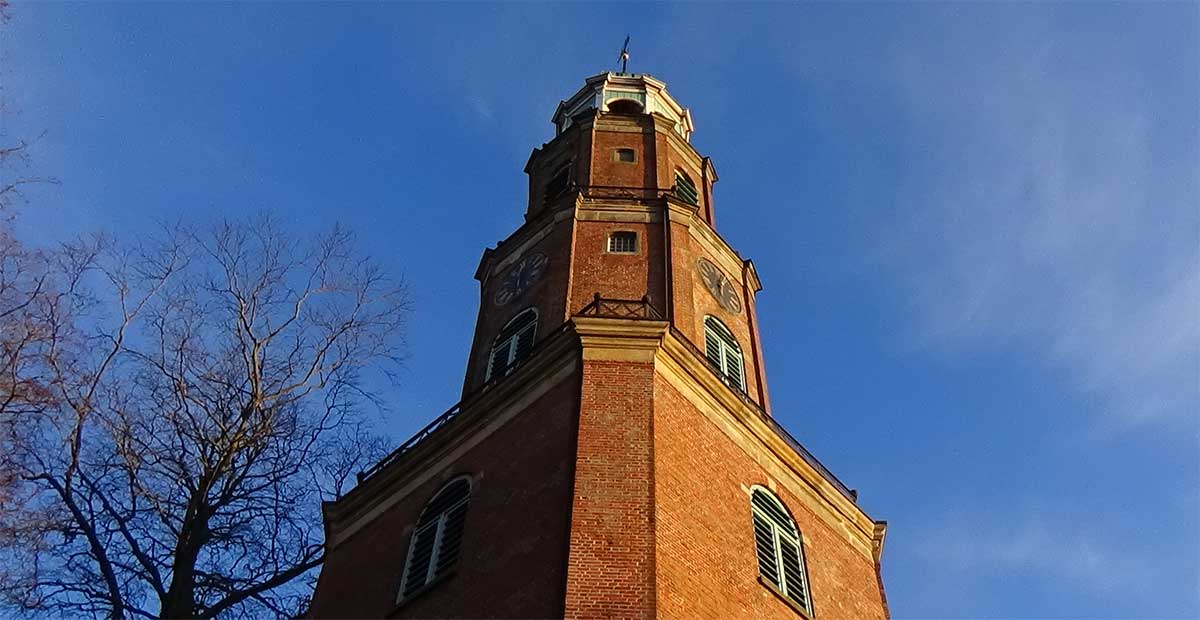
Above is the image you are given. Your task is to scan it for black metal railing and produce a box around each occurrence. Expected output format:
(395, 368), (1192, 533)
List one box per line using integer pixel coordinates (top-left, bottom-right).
(356, 321), (573, 485)
(669, 326), (857, 504)
(357, 402), (463, 483)
(356, 316), (857, 507)
(541, 184), (699, 210)
(576, 293), (664, 320)
(580, 184), (669, 201)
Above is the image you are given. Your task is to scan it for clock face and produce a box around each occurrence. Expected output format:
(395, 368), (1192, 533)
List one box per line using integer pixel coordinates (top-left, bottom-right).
(493, 252), (548, 306)
(697, 257), (742, 313)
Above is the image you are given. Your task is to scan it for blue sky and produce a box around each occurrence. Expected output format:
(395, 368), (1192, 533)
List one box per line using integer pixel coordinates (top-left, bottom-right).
(5, 3), (1197, 618)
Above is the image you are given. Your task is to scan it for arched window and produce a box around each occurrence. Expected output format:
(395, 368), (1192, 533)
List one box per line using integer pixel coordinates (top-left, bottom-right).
(704, 316), (745, 392)
(545, 163), (571, 201)
(750, 487), (813, 615)
(674, 170), (698, 205)
(607, 99), (644, 114)
(486, 308), (538, 381)
(398, 477), (471, 603)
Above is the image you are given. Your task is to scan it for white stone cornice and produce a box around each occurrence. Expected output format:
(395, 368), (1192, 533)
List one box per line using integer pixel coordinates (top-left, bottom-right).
(574, 317), (669, 363)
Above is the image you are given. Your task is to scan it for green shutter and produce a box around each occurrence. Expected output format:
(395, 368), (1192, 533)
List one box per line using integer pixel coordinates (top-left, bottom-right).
(400, 479), (471, 602)
(487, 343), (509, 380)
(705, 317), (746, 392)
(778, 537), (810, 610)
(675, 172), (699, 205)
(705, 329), (724, 371)
(725, 348), (744, 391)
(401, 521), (438, 598)
(752, 512), (782, 587)
(750, 489), (813, 614)
(488, 309), (538, 380)
(433, 501), (468, 578)
(514, 323), (536, 361)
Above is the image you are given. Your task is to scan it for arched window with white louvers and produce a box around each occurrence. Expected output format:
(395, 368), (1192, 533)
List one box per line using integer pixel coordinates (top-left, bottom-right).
(704, 316), (745, 392)
(397, 477), (472, 604)
(486, 308), (538, 381)
(750, 487), (813, 616)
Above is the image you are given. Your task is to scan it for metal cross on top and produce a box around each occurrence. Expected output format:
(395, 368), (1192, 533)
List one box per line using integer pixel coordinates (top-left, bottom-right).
(618, 35), (630, 73)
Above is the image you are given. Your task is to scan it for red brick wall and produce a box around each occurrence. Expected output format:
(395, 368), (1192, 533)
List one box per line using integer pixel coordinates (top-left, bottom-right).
(668, 227), (766, 405)
(309, 373), (580, 619)
(462, 220), (574, 395)
(567, 220), (667, 315)
(526, 129), (583, 216)
(652, 374), (888, 620)
(588, 120), (658, 190)
(563, 359), (657, 619)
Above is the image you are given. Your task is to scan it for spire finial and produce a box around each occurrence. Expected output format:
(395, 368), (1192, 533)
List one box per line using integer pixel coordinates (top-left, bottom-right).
(617, 35), (630, 74)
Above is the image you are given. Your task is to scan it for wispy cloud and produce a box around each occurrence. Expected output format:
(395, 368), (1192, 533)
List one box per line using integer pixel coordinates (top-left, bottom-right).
(879, 14), (1198, 430)
(914, 507), (1156, 600)
(468, 94), (494, 123)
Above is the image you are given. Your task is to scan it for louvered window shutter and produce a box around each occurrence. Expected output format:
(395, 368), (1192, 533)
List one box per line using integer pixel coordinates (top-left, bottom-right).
(400, 521), (439, 598)
(704, 317), (746, 392)
(546, 166), (570, 200)
(724, 349), (744, 391)
(705, 329), (723, 371)
(778, 537), (809, 610)
(434, 501), (468, 577)
(752, 512), (781, 587)
(398, 478), (472, 604)
(675, 172), (699, 205)
(750, 488), (813, 615)
(514, 322), (536, 361)
(486, 309), (538, 381)
(487, 344), (510, 380)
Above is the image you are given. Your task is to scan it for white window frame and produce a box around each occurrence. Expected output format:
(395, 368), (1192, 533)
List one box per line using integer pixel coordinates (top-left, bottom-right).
(704, 316), (746, 392)
(607, 231), (638, 254)
(397, 477), (472, 605)
(750, 486), (813, 616)
(485, 308), (538, 381)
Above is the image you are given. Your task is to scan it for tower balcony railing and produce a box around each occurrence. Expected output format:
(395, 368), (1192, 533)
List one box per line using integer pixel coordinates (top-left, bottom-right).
(576, 293), (664, 320)
(543, 184), (698, 209)
(357, 400), (464, 484)
(356, 321), (574, 485)
(357, 313), (857, 506)
(579, 184), (670, 202)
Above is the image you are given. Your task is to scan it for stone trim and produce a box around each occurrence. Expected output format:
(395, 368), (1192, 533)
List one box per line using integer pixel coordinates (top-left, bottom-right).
(323, 328), (580, 548)
(574, 317), (669, 362)
(655, 331), (880, 561)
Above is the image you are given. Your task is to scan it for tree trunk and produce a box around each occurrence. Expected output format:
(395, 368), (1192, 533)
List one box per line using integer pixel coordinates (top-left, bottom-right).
(160, 494), (209, 619)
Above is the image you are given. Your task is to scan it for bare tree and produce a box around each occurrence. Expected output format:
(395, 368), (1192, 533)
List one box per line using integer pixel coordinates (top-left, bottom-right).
(0, 228), (98, 506)
(0, 218), (406, 619)
(1, 0), (59, 217)
(0, 0), (68, 505)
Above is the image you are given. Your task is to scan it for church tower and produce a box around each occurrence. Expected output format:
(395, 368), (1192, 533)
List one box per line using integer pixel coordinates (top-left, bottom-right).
(309, 72), (889, 620)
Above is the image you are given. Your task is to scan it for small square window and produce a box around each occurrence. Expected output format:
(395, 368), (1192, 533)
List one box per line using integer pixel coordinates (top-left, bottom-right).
(614, 148), (637, 163)
(607, 231), (638, 254)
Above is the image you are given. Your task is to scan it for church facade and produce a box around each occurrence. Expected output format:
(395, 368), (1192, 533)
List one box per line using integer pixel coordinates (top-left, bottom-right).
(308, 72), (889, 620)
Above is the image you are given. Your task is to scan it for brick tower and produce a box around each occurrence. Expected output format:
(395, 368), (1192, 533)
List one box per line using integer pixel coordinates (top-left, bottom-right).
(309, 72), (889, 620)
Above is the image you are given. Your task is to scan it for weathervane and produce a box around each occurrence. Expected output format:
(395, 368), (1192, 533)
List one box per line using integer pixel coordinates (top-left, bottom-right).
(617, 35), (630, 73)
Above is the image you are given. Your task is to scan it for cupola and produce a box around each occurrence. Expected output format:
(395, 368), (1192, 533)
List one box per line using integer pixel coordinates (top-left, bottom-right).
(551, 72), (695, 141)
